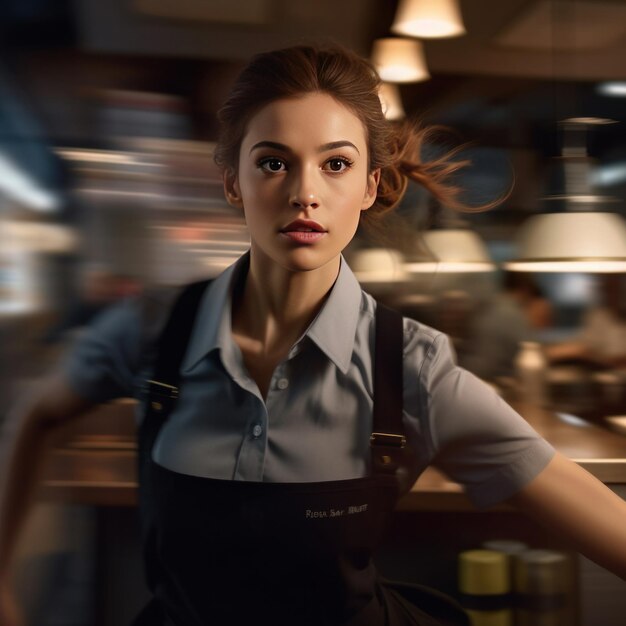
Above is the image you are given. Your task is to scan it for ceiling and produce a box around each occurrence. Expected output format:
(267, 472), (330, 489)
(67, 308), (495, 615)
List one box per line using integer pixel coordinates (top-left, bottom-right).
(2, 0), (624, 131)
(1, 0), (625, 217)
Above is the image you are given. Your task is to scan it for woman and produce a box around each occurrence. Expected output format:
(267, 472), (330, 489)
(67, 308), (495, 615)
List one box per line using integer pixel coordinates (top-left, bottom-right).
(1, 45), (626, 626)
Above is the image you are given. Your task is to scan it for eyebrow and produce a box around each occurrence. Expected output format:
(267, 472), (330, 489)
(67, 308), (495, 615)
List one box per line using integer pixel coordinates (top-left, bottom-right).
(249, 140), (360, 155)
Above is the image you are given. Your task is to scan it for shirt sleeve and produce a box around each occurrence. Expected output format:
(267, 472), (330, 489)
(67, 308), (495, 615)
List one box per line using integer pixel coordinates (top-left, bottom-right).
(419, 332), (555, 509)
(62, 297), (145, 404)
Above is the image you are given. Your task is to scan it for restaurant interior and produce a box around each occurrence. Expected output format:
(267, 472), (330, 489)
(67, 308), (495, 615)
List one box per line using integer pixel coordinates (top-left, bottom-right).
(0, 1), (626, 625)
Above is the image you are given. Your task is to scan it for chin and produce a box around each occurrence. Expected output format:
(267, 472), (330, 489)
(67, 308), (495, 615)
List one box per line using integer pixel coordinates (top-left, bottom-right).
(273, 247), (342, 274)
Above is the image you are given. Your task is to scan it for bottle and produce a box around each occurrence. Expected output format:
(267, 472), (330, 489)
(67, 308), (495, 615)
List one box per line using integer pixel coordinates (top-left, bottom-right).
(481, 540), (528, 591)
(515, 341), (548, 407)
(458, 549), (513, 626)
(513, 550), (573, 626)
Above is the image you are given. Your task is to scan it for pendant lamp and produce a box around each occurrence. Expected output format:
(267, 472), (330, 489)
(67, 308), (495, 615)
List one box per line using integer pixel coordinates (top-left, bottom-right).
(505, 212), (626, 273)
(391, 0), (466, 39)
(404, 207), (495, 274)
(378, 82), (406, 120)
(371, 38), (430, 83)
(505, 120), (626, 273)
(405, 228), (495, 274)
(350, 248), (408, 284)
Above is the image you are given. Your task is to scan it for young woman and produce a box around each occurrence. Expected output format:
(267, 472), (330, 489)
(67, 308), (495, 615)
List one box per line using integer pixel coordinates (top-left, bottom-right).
(1, 45), (626, 626)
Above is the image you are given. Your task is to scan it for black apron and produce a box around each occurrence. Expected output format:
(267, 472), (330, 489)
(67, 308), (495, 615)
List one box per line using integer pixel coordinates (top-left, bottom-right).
(133, 280), (468, 626)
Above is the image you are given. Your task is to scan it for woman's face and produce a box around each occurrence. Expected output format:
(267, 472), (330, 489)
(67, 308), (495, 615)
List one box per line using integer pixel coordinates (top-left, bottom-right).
(224, 92), (379, 273)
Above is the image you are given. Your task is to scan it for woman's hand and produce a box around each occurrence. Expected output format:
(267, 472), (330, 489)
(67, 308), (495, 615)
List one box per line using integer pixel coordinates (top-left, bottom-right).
(0, 374), (94, 626)
(0, 576), (25, 626)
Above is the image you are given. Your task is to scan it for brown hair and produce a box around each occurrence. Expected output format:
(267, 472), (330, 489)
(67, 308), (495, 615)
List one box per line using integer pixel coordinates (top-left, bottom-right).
(214, 45), (489, 226)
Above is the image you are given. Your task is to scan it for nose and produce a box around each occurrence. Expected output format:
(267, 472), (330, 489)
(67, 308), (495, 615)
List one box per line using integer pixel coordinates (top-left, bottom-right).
(290, 193), (319, 210)
(289, 168), (319, 210)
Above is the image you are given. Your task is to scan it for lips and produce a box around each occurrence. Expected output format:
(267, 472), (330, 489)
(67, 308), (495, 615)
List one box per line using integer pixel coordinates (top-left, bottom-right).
(279, 219), (327, 244)
(280, 219), (327, 233)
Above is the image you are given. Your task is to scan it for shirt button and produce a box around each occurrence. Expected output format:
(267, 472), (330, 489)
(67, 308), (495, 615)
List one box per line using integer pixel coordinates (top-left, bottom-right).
(277, 378), (289, 390)
(252, 424), (263, 438)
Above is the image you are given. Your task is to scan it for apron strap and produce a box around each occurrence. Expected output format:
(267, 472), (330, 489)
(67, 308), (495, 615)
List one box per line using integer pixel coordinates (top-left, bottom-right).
(143, 279), (212, 424)
(371, 302), (408, 477)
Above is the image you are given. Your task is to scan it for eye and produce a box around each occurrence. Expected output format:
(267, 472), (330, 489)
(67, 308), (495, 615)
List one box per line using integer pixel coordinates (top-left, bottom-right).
(323, 157), (353, 173)
(258, 157), (287, 173)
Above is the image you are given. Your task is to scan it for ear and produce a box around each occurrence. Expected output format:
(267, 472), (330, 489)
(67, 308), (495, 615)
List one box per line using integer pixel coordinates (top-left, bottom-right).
(223, 169), (243, 208)
(361, 168), (380, 211)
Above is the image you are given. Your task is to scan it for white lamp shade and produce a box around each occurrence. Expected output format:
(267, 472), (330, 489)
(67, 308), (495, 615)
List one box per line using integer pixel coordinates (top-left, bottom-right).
(378, 83), (405, 120)
(405, 229), (495, 273)
(350, 248), (407, 283)
(371, 38), (430, 83)
(505, 212), (626, 273)
(392, 0), (466, 39)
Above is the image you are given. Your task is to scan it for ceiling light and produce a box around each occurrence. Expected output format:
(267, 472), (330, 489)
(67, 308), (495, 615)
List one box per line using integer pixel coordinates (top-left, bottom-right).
(405, 229), (496, 274)
(55, 148), (140, 164)
(0, 152), (59, 212)
(597, 81), (626, 97)
(391, 0), (466, 39)
(562, 117), (617, 126)
(371, 38), (430, 83)
(592, 162), (626, 187)
(506, 120), (626, 273)
(350, 248), (408, 283)
(504, 212), (626, 273)
(378, 83), (405, 120)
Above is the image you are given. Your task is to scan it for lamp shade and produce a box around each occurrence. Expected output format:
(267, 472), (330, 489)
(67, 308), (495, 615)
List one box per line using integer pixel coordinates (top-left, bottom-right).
(378, 82), (405, 120)
(350, 248), (407, 283)
(371, 38), (430, 83)
(505, 212), (626, 273)
(391, 0), (466, 39)
(405, 229), (495, 273)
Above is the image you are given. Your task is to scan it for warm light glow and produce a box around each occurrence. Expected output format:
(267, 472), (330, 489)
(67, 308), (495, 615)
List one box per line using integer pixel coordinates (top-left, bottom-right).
(371, 38), (430, 83)
(2, 221), (77, 253)
(378, 83), (405, 120)
(505, 260), (626, 273)
(406, 229), (495, 273)
(405, 261), (495, 273)
(55, 148), (140, 164)
(391, 0), (466, 39)
(506, 212), (626, 273)
(350, 248), (408, 283)
(561, 117), (616, 126)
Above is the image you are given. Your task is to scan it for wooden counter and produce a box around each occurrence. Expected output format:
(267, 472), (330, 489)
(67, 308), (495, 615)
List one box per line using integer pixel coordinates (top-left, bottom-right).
(37, 398), (626, 626)
(40, 399), (626, 510)
(402, 401), (626, 511)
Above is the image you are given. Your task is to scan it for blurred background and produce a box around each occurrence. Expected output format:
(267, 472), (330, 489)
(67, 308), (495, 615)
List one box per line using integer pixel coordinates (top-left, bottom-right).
(1, 1), (626, 624)
(0, 0), (625, 391)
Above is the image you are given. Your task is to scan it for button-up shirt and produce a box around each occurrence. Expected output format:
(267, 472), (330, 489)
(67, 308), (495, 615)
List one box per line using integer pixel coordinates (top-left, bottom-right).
(65, 253), (554, 508)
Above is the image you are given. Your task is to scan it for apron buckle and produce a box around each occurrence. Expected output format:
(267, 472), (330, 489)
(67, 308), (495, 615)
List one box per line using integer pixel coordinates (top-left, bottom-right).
(369, 432), (406, 448)
(143, 380), (179, 413)
(144, 379), (179, 399)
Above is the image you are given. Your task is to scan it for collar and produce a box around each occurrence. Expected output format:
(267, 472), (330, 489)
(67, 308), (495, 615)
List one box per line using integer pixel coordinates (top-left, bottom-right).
(182, 253), (364, 375)
(181, 254), (248, 374)
(305, 256), (363, 374)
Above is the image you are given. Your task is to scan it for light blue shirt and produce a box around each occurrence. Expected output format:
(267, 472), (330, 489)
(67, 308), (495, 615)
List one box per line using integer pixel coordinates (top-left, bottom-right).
(65, 253), (554, 508)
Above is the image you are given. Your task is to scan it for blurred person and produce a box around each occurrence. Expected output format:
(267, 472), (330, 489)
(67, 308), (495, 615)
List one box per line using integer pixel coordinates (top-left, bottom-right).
(512, 272), (554, 330)
(2, 46), (626, 626)
(546, 273), (626, 368)
(460, 271), (552, 381)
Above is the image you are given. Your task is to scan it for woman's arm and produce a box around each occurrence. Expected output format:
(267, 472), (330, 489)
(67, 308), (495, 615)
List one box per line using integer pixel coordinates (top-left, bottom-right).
(0, 375), (94, 625)
(506, 451), (626, 580)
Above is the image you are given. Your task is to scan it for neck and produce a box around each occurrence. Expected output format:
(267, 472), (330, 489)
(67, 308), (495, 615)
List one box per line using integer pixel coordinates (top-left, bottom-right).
(232, 250), (340, 355)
